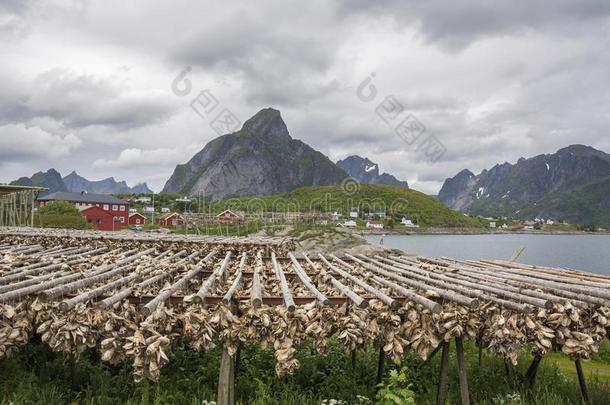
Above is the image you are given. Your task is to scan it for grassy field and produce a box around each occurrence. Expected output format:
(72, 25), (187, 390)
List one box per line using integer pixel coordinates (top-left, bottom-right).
(201, 184), (485, 229)
(1, 338), (608, 404)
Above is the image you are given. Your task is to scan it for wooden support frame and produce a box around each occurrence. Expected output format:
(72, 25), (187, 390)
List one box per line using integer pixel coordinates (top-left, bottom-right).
(455, 337), (470, 405)
(436, 341), (450, 405)
(524, 354), (543, 390)
(575, 358), (591, 404)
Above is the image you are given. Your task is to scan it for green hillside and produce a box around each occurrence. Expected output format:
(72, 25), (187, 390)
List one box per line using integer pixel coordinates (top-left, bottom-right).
(204, 184), (484, 228)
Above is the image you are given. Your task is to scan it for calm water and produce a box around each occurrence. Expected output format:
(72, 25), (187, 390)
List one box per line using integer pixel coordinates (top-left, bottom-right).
(363, 234), (610, 275)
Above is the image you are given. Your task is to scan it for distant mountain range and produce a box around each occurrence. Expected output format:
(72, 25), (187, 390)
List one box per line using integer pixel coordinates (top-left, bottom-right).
(438, 144), (610, 227)
(336, 155), (408, 188)
(162, 108), (349, 200)
(10, 169), (152, 195)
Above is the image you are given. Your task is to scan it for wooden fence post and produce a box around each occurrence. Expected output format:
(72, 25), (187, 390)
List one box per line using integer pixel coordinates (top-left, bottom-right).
(436, 341), (450, 405)
(455, 337), (470, 405)
(376, 344), (385, 386)
(524, 354), (542, 390)
(217, 346), (235, 405)
(575, 358), (591, 404)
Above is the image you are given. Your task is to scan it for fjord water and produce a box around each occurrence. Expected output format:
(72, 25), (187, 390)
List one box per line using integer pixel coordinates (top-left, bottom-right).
(364, 234), (610, 275)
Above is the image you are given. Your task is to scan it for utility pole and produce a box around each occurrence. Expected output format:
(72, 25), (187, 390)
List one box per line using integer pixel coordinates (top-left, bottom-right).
(151, 193), (155, 227)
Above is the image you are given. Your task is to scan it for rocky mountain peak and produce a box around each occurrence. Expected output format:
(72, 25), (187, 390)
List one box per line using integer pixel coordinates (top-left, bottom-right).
(438, 144), (610, 226)
(162, 108), (348, 199)
(336, 155), (408, 188)
(241, 108), (290, 143)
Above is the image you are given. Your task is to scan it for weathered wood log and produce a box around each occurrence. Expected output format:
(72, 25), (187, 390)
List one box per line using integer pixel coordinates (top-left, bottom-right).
(271, 252), (295, 312)
(223, 253), (247, 305)
(288, 253), (330, 305)
(251, 251), (263, 308)
(302, 253), (368, 309)
(385, 255), (546, 309)
(0, 270), (85, 303)
(483, 259), (610, 285)
(444, 257), (608, 307)
(0, 269), (72, 294)
(383, 256), (531, 312)
(144, 250), (217, 316)
(60, 250), (186, 311)
(321, 254), (397, 309)
(351, 254), (475, 309)
(38, 249), (161, 301)
(419, 257), (587, 308)
(195, 251), (233, 304)
(99, 251), (204, 308)
(0, 258), (86, 285)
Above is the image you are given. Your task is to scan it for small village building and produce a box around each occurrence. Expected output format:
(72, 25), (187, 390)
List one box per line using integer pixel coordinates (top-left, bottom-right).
(161, 207), (170, 213)
(366, 211), (386, 219)
(546, 219), (555, 225)
(216, 210), (242, 224)
(341, 220), (357, 227)
(143, 206), (155, 213)
(128, 212), (147, 226)
(81, 206), (117, 231)
(37, 191), (129, 230)
(366, 221), (384, 229)
(349, 209), (358, 219)
(285, 211), (303, 222)
(134, 197), (151, 204)
(401, 217), (419, 228)
(158, 212), (186, 228)
(489, 221), (496, 228)
(328, 211), (342, 221)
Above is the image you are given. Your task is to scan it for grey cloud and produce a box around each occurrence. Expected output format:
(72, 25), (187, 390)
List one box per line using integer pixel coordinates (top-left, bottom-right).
(0, 69), (178, 130)
(339, 0), (610, 50)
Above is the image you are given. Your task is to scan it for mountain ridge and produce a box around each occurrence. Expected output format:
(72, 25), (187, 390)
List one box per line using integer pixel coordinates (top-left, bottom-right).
(162, 108), (349, 200)
(10, 169), (152, 195)
(336, 155), (408, 188)
(438, 144), (610, 226)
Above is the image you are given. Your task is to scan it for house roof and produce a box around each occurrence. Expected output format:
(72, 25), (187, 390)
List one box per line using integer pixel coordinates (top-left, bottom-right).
(129, 212), (146, 218)
(160, 212), (184, 220)
(216, 210), (241, 218)
(367, 221), (384, 224)
(38, 191), (128, 204)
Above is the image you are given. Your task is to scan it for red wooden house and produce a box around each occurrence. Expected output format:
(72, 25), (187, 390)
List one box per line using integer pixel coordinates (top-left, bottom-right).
(158, 212), (185, 227)
(38, 191), (129, 230)
(128, 212), (147, 226)
(81, 206), (120, 231)
(216, 210), (242, 224)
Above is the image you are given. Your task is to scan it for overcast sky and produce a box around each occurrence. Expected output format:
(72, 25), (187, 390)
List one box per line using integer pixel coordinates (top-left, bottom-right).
(1, 0), (610, 194)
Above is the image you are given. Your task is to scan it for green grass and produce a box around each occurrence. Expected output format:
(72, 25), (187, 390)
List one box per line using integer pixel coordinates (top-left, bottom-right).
(200, 184), (485, 228)
(2, 338), (609, 404)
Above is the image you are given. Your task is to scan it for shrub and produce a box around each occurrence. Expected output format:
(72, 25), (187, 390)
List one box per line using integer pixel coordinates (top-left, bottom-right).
(38, 201), (81, 216)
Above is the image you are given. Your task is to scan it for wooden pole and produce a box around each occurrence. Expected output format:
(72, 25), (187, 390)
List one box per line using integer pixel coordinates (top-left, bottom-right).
(217, 345), (235, 405)
(524, 354), (542, 390)
(455, 337), (470, 405)
(376, 344), (385, 386)
(504, 361), (513, 382)
(436, 341), (450, 405)
(575, 359), (591, 404)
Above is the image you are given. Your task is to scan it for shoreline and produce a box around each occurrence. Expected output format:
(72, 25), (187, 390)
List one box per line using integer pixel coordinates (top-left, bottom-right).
(351, 229), (610, 236)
